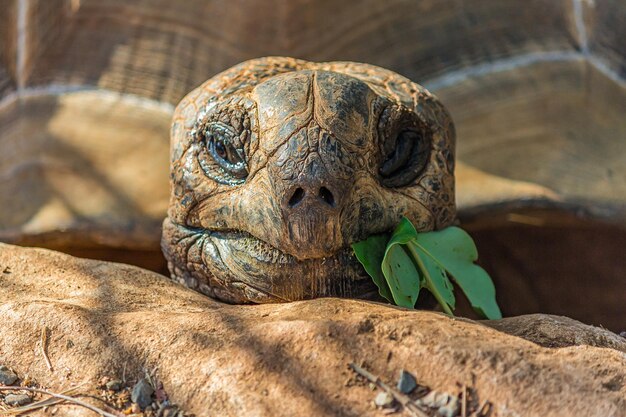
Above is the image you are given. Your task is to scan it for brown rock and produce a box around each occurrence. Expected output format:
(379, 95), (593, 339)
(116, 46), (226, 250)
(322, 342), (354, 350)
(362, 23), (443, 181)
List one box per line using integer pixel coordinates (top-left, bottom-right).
(0, 243), (624, 417)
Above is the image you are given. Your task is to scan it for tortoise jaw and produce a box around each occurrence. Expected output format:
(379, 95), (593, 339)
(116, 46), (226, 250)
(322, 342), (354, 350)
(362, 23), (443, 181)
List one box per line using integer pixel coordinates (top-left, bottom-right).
(161, 218), (377, 303)
(208, 228), (350, 262)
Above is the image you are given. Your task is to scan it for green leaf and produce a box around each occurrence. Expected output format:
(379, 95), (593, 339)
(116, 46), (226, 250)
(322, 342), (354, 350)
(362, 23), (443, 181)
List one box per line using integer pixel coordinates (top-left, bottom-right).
(352, 216), (501, 320)
(352, 234), (393, 302)
(412, 226), (502, 319)
(380, 217), (452, 312)
(381, 244), (422, 308)
(376, 218), (423, 308)
(407, 242), (456, 313)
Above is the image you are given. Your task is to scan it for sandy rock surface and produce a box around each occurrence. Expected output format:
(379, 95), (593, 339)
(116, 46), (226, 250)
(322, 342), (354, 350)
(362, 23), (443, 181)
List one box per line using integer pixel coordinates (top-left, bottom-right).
(0, 243), (625, 417)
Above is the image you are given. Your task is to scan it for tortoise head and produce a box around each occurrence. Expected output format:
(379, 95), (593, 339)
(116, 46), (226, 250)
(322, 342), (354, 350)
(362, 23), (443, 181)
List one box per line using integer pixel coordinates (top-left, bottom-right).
(162, 57), (456, 303)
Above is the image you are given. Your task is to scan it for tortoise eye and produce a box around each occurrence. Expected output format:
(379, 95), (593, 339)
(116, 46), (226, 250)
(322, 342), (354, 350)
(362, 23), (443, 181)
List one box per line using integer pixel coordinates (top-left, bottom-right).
(214, 140), (227, 159)
(201, 122), (248, 182)
(378, 106), (431, 187)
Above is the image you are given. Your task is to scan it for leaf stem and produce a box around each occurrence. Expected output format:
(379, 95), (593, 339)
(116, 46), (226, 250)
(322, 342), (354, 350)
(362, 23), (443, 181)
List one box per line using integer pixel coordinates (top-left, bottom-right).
(406, 243), (454, 316)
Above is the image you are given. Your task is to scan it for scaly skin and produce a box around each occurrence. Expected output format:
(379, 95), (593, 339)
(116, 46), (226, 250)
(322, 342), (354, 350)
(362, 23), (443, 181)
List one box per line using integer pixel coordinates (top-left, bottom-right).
(162, 57), (456, 303)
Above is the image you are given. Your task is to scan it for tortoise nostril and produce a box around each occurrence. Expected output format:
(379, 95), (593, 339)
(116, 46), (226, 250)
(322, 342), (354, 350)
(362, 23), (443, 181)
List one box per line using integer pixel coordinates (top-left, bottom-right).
(318, 187), (335, 207)
(288, 187), (305, 208)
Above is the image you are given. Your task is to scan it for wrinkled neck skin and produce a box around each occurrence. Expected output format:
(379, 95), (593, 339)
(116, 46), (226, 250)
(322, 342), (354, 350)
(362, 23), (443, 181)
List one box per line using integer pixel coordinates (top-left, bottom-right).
(161, 57), (456, 304)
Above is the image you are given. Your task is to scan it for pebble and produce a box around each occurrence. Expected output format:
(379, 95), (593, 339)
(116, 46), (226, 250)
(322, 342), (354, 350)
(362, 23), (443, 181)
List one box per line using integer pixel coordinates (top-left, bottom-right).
(417, 390), (449, 408)
(131, 378), (154, 409)
(396, 370), (417, 394)
(416, 390), (460, 417)
(0, 366), (18, 385)
(374, 392), (395, 408)
(106, 379), (123, 392)
(4, 393), (31, 406)
(161, 406), (179, 417)
(437, 396), (459, 417)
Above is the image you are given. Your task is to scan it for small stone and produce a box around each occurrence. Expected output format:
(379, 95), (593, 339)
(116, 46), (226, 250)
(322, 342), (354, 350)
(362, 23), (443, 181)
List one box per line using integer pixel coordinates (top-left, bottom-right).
(435, 393), (452, 408)
(374, 392), (395, 408)
(619, 331), (626, 339)
(0, 366), (18, 385)
(416, 390), (450, 408)
(437, 396), (459, 417)
(161, 406), (179, 417)
(397, 370), (417, 394)
(106, 379), (123, 391)
(5, 393), (31, 406)
(131, 378), (154, 409)
(131, 402), (141, 414)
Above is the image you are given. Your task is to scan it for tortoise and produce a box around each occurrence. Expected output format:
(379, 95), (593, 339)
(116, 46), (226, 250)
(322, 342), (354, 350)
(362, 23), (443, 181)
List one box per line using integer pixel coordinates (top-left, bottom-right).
(0, 0), (625, 327)
(161, 57), (456, 303)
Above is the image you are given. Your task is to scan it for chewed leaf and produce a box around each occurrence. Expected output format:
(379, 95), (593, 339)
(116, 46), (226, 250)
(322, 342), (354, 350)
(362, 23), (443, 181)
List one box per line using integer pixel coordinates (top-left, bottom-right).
(408, 242), (455, 312)
(412, 226), (502, 319)
(377, 218), (424, 308)
(352, 234), (393, 302)
(381, 244), (422, 308)
(352, 217), (501, 319)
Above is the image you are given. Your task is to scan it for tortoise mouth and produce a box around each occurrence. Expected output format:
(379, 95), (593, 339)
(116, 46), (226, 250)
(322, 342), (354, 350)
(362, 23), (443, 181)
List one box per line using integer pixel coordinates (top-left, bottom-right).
(161, 218), (378, 303)
(207, 228), (351, 262)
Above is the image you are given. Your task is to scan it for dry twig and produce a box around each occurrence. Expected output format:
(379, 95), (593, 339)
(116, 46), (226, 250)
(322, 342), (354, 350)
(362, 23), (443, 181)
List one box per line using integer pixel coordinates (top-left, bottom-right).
(40, 326), (53, 372)
(348, 363), (429, 417)
(475, 400), (492, 417)
(462, 384), (467, 417)
(1, 383), (86, 415)
(0, 385), (120, 417)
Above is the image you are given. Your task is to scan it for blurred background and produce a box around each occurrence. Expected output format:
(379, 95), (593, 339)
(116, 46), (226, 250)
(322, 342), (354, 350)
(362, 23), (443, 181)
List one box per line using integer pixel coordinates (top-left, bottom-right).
(0, 0), (624, 330)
